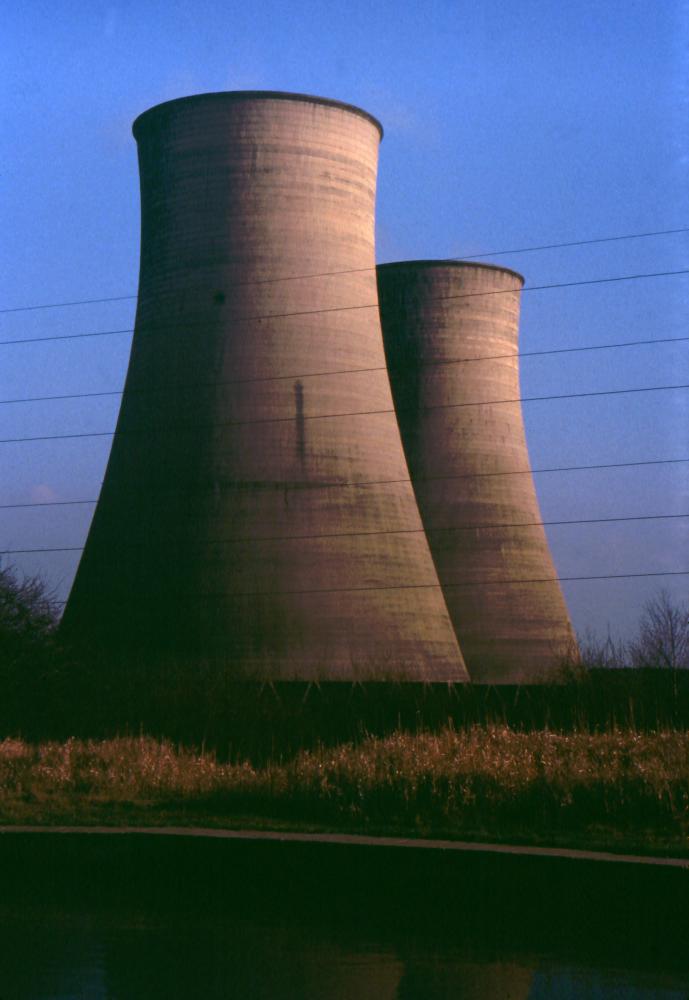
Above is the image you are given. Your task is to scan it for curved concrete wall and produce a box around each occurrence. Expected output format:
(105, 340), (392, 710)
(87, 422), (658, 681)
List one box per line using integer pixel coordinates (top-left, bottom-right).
(62, 93), (467, 682)
(377, 261), (576, 683)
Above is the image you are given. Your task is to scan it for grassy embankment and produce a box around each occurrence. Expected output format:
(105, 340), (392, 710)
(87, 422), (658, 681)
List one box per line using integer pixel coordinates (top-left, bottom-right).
(2, 726), (688, 856)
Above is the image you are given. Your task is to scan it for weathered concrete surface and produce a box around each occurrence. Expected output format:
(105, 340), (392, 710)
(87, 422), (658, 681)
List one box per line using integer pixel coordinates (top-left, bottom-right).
(377, 261), (577, 683)
(62, 93), (467, 681)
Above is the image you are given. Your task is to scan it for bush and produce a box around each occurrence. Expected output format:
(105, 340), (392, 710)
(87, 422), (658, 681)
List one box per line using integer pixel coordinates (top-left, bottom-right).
(629, 589), (689, 670)
(576, 590), (689, 672)
(0, 561), (59, 665)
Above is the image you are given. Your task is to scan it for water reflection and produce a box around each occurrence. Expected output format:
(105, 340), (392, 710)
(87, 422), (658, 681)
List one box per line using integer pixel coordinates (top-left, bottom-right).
(397, 957), (534, 999)
(101, 917), (406, 1000)
(1, 834), (687, 999)
(530, 966), (689, 999)
(3, 900), (688, 1000)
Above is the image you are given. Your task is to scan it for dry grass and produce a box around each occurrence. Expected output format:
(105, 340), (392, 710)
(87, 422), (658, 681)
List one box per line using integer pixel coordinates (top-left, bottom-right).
(1, 727), (688, 852)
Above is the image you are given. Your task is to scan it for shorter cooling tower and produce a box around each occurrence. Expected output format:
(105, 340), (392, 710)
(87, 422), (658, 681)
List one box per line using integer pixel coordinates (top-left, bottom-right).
(61, 92), (468, 683)
(377, 260), (577, 683)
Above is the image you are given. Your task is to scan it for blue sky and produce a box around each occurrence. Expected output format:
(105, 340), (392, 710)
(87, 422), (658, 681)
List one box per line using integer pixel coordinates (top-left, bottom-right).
(2, 0), (688, 641)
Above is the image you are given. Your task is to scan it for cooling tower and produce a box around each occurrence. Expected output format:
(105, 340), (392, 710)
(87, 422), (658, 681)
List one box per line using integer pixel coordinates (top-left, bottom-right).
(61, 92), (468, 682)
(377, 261), (576, 683)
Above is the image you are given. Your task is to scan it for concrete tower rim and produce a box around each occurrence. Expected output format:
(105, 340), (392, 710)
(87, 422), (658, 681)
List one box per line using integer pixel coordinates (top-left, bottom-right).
(378, 259), (525, 286)
(132, 90), (384, 140)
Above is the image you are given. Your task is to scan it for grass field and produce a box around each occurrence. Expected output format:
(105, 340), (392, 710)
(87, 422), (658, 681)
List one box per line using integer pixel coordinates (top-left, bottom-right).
(2, 726), (687, 856)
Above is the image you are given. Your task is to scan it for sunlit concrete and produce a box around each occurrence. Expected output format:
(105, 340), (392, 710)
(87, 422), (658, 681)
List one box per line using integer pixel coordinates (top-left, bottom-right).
(377, 261), (577, 683)
(62, 93), (467, 682)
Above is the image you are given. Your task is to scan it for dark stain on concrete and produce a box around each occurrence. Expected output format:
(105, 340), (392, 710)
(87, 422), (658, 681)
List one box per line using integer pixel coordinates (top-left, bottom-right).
(294, 380), (306, 465)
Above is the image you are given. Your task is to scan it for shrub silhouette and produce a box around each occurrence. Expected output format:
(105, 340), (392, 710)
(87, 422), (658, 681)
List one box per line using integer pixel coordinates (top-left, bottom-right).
(0, 560), (59, 665)
(629, 589), (689, 670)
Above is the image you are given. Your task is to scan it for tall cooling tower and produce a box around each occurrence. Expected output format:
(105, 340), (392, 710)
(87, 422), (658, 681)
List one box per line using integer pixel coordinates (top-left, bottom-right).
(61, 92), (468, 682)
(377, 261), (576, 683)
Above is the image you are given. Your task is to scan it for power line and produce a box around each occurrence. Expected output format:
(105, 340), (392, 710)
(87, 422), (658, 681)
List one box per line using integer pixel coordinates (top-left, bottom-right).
(463, 226), (689, 260)
(2, 225), (688, 316)
(1, 382), (687, 446)
(4, 512), (688, 558)
(2, 457), (688, 511)
(51, 568), (689, 605)
(0, 295), (137, 317)
(0, 325), (134, 348)
(2, 333), (688, 408)
(2, 265), (689, 349)
(0, 498), (99, 511)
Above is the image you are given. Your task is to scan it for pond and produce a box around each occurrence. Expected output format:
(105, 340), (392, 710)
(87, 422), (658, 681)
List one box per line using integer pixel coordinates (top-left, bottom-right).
(0, 832), (686, 999)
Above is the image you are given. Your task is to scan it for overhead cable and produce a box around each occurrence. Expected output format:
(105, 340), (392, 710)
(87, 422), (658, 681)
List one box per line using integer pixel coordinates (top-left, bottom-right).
(1, 225), (688, 315)
(3, 511), (689, 557)
(1, 456), (688, 510)
(2, 333), (688, 408)
(50, 568), (689, 605)
(2, 265), (689, 348)
(1, 382), (688, 446)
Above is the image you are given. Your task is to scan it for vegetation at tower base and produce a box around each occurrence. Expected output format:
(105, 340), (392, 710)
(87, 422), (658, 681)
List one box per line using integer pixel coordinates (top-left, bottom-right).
(0, 727), (688, 857)
(3, 555), (687, 748)
(377, 261), (577, 684)
(4, 644), (689, 752)
(59, 91), (466, 683)
(3, 580), (689, 853)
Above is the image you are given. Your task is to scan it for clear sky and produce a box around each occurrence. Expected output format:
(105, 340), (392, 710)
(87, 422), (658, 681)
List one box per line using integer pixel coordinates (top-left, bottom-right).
(2, 0), (688, 642)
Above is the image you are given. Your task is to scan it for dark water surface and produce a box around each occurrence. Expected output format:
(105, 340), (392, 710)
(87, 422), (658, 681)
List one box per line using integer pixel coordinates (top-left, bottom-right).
(0, 833), (687, 999)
